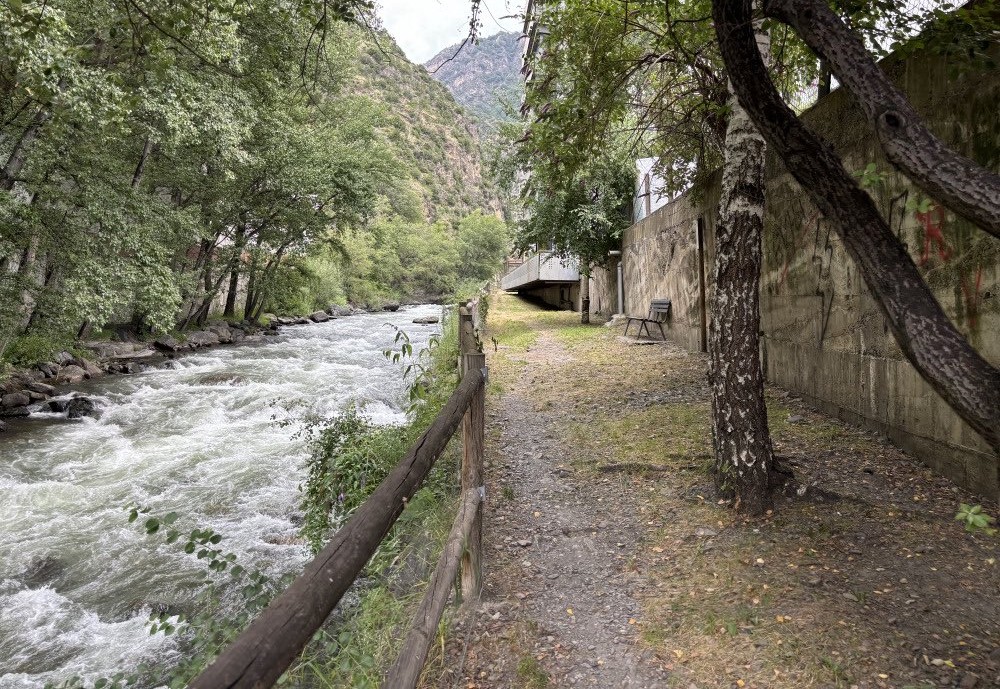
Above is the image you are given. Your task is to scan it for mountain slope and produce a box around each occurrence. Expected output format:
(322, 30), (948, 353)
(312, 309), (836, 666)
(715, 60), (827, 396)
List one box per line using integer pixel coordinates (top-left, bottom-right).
(352, 29), (501, 222)
(424, 32), (524, 125)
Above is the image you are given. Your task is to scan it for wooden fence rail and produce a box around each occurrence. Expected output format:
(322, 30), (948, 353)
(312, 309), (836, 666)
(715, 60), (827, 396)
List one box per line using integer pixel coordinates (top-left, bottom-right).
(190, 305), (486, 689)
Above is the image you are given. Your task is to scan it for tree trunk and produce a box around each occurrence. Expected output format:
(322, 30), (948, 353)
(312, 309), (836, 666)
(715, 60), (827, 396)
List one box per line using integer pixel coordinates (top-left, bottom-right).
(25, 257), (58, 331)
(224, 266), (241, 319)
(1, 104), (51, 191)
(580, 268), (590, 324)
(223, 225), (247, 319)
(709, 31), (775, 516)
(247, 244), (289, 322)
(16, 234), (40, 330)
(131, 137), (154, 190)
(712, 0), (1000, 454)
(764, 0), (1000, 240)
(244, 247), (260, 322)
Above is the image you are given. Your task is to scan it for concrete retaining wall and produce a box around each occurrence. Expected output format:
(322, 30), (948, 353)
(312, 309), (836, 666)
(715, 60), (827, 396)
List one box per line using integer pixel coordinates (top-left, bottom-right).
(591, 46), (1000, 499)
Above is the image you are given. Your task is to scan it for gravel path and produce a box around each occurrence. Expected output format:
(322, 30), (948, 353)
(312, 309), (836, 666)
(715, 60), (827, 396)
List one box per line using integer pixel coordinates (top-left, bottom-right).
(428, 295), (999, 689)
(435, 332), (670, 688)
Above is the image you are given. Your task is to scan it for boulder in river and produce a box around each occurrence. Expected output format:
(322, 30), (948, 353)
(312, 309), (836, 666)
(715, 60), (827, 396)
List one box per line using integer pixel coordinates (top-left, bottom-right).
(79, 358), (103, 379)
(206, 324), (234, 343)
(197, 372), (245, 386)
(153, 336), (182, 352)
(35, 362), (60, 379)
(67, 396), (99, 420)
(412, 316), (440, 325)
(54, 351), (75, 366)
(25, 381), (56, 396)
(82, 341), (136, 359)
(327, 304), (354, 317)
(56, 365), (87, 385)
(382, 301), (401, 312)
(22, 556), (65, 587)
(0, 406), (30, 418)
(48, 399), (69, 413)
(187, 330), (221, 348)
(2, 391), (31, 408)
(309, 310), (330, 323)
(0, 420), (7, 432)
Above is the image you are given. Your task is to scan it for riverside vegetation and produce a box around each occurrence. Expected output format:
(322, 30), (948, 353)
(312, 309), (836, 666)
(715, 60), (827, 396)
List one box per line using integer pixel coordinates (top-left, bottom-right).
(0, 2), (508, 376)
(42, 307), (468, 689)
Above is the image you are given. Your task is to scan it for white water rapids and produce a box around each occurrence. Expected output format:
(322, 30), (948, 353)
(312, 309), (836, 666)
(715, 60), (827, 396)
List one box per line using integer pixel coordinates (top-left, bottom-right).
(0, 305), (443, 688)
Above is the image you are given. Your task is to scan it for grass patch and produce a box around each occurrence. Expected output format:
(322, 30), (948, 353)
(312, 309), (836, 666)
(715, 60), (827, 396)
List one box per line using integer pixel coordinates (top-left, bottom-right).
(549, 323), (607, 347)
(516, 655), (550, 688)
(564, 403), (712, 474)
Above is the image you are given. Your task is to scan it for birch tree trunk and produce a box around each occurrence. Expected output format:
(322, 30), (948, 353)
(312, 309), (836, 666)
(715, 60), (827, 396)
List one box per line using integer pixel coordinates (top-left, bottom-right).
(713, 0), (1000, 453)
(580, 267), (590, 324)
(708, 30), (775, 516)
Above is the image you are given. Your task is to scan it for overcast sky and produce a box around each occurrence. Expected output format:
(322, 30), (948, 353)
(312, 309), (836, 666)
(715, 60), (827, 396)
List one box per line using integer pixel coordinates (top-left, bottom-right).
(377, 0), (523, 63)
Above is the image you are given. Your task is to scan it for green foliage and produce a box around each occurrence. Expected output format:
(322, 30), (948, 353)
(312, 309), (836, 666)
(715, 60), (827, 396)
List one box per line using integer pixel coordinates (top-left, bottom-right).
(955, 503), (997, 535)
(0, 1), (501, 356)
(339, 212), (509, 307)
(457, 211), (511, 281)
(517, 145), (636, 272)
(299, 406), (406, 553)
(288, 313), (462, 686)
(506, 0), (821, 240)
(299, 313), (459, 555)
(1, 333), (65, 367)
(856, 162), (888, 190)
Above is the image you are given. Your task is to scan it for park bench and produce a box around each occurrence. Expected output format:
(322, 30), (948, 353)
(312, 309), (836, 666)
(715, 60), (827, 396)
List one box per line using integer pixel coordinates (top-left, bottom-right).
(624, 299), (672, 339)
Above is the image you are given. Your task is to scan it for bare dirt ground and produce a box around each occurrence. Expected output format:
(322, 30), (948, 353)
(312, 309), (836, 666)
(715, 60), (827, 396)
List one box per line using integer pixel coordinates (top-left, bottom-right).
(424, 293), (1000, 689)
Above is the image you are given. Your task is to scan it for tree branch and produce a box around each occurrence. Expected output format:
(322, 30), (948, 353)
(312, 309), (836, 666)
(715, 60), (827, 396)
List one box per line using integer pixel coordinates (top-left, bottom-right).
(764, 0), (1000, 239)
(712, 0), (1000, 453)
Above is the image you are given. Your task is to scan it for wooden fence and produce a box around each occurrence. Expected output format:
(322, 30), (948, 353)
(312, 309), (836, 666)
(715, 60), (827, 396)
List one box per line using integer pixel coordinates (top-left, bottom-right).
(190, 306), (486, 689)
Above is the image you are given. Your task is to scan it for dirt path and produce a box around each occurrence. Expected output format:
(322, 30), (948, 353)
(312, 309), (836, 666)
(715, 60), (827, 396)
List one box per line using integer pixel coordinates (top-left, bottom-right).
(427, 294), (1000, 689)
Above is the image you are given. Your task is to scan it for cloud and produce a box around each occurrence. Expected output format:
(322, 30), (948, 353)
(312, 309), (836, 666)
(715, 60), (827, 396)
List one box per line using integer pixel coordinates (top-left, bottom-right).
(378, 0), (522, 63)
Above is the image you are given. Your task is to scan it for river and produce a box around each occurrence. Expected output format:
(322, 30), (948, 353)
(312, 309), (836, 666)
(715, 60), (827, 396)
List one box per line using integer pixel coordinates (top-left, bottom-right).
(0, 305), (443, 688)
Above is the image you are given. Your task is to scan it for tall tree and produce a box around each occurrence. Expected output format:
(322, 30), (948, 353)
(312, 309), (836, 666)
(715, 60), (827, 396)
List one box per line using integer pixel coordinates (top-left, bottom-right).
(513, 0), (816, 511)
(711, 0), (1000, 453)
(709, 24), (776, 515)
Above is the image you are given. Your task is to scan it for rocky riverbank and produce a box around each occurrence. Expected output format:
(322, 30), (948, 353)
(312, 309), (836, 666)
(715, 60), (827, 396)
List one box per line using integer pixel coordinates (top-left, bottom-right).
(0, 321), (274, 430)
(0, 303), (442, 432)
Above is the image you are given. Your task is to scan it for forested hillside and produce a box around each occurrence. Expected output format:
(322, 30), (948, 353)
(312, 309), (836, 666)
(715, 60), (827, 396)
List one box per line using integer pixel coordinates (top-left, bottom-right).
(0, 3), (507, 368)
(425, 32), (523, 126)
(357, 31), (502, 220)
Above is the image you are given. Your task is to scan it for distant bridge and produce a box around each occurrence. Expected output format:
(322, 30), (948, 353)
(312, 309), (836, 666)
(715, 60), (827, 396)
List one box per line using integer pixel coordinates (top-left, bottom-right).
(501, 252), (580, 310)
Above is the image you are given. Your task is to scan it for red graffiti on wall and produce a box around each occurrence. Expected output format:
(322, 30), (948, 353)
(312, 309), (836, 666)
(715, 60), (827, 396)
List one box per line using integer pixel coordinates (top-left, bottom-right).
(913, 205), (982, 331)
(916, 205), (951, 266)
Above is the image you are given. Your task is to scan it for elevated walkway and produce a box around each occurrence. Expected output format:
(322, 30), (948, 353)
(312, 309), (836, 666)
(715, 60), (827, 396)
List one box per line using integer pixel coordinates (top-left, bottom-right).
(500, 251), (579, 292)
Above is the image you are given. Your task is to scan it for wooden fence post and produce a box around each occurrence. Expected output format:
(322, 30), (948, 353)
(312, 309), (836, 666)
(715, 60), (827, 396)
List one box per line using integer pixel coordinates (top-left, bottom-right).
(461, 351), (486, 602)
(458, 306), (474, 373)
